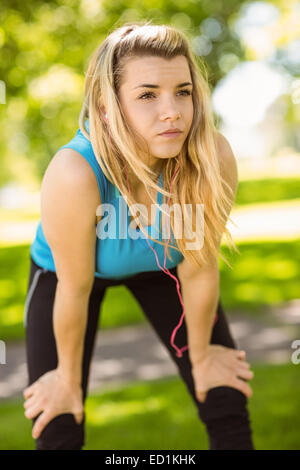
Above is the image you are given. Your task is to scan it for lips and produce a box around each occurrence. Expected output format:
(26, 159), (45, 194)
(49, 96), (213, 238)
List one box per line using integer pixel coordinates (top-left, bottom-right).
(159, 130), (182, 135)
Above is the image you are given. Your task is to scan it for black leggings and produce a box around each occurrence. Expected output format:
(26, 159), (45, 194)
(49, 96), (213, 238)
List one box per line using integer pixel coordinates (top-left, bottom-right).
(24, 255), (255, 450)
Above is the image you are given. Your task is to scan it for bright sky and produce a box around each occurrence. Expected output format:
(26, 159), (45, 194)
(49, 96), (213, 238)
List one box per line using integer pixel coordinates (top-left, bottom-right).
(212, 61), (289, 127)
(211, 1), (296, 159)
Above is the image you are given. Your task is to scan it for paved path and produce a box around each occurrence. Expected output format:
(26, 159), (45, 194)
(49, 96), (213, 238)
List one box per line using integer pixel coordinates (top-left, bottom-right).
(0, 299), (299, 402)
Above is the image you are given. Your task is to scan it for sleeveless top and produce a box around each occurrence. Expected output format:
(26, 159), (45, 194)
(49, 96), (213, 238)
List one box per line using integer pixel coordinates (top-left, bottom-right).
(30, 119), (184, 280)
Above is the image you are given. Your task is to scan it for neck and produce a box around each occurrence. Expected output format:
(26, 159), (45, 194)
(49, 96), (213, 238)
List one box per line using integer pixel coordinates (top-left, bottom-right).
(126, 160), (163, 192)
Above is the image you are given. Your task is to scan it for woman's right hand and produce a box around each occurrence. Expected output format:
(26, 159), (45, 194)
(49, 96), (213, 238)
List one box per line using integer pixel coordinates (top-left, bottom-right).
(190, 345), (254, 403)
(23, 368), (84, 440)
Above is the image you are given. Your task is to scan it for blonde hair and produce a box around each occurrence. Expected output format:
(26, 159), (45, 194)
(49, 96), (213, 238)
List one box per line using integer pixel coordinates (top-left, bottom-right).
(79, 20), (239, 269)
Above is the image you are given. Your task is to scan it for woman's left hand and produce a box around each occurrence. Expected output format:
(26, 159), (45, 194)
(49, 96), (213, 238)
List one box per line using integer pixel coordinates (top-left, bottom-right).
(191, 345), (254, 403)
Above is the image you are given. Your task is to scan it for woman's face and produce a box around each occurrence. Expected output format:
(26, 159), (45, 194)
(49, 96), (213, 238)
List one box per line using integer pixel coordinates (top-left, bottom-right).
(118, 55), (194, 169)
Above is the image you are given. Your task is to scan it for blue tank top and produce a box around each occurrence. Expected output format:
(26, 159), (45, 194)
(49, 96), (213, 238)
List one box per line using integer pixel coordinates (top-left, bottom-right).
(30, 119), (184, 279)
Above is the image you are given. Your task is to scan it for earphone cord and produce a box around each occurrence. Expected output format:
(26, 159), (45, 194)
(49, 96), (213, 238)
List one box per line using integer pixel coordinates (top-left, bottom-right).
(106, 124), (218, 359)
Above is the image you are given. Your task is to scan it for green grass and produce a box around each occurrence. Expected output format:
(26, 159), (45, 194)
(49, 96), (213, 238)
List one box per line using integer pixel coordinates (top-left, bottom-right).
(0, 244), (147, 342)
(0, 238), (299, 342)
(0, 362), (299, 450)
(219, 239), (300, 312)
(235, 177), (300, 206)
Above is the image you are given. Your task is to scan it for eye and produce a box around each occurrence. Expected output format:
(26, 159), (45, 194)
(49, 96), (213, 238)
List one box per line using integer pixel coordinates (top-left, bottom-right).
(138, 90), (192, 100)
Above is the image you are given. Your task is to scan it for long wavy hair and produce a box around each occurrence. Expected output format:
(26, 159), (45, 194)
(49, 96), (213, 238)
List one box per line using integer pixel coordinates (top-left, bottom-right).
(79, 20), (239, 269)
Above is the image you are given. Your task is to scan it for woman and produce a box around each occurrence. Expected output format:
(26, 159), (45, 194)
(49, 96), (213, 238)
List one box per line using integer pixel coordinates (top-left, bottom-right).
(23, 21), (255, 450)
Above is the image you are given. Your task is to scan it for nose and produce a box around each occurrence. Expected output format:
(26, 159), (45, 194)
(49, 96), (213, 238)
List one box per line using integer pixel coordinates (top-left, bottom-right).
(160, 109), (181, 121)
(159, 98), (181, 121)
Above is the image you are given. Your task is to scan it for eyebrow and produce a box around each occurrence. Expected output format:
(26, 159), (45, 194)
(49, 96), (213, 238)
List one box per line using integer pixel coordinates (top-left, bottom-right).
(133, 82), (193, 89)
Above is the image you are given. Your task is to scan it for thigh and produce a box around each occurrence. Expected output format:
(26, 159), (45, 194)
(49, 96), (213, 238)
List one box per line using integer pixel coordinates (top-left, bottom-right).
(24, 256), (106, 450)
(124, 266), (254, 449)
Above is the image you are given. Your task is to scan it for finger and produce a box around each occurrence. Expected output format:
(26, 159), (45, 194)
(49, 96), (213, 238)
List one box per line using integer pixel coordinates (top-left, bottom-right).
(32, 411), (53, 440)
(73, 410), (84, 425)
(23, 383), (38, 399)
(234, 359), (251, 369)
(236, 350), (246, 359)
(231, 377), (253, 399)
(196, 391), (207, 403)
(236, 368), (254, 381)
(194, 381), (207, 403)
(24, 401), (44, 420)
(24, 396), (36, 409)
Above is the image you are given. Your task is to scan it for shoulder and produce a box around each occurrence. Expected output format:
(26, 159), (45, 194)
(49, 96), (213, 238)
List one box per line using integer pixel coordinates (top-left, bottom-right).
(215, 131), (238, 196)
(50, 147), (100, 193)
(42, 147), (101, 206)
(53, 147), (96, 177)
(41, 147), (100, 293)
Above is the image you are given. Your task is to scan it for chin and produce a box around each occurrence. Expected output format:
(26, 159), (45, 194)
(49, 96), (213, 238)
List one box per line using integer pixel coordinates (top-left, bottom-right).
(151, 150), (181, 160)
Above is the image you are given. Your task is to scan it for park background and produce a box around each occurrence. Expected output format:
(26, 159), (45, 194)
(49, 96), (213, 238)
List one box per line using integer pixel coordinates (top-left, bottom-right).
(0, 0), (299, 449)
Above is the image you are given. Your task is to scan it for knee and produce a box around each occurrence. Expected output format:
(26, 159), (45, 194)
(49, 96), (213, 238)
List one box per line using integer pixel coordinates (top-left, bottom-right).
(197, 386), (249, 422)
(196, 386), (255, 450)
(33, 413), (86, 450)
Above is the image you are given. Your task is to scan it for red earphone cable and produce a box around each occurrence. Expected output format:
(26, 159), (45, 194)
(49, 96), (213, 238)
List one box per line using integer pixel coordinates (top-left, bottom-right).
(106, 123), (218, 359)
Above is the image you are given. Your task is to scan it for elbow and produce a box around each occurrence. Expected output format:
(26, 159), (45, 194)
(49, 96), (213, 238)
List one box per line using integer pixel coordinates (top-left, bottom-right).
(56, 277), (94, 298)
(193, 264), (220, 285)
(178, 261), (220, 285)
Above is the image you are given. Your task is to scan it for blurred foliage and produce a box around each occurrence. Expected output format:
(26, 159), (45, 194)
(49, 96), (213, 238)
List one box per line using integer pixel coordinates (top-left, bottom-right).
(0, 0), (260, 187)
(1, 0), (299, 187)
(0, 0), (297, 186)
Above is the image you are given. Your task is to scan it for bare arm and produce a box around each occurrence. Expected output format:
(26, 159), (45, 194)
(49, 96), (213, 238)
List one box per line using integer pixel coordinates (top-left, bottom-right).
(41, 148), (101, 385)
(179, 264), (219, 365)
(177, 132), (238, 366)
